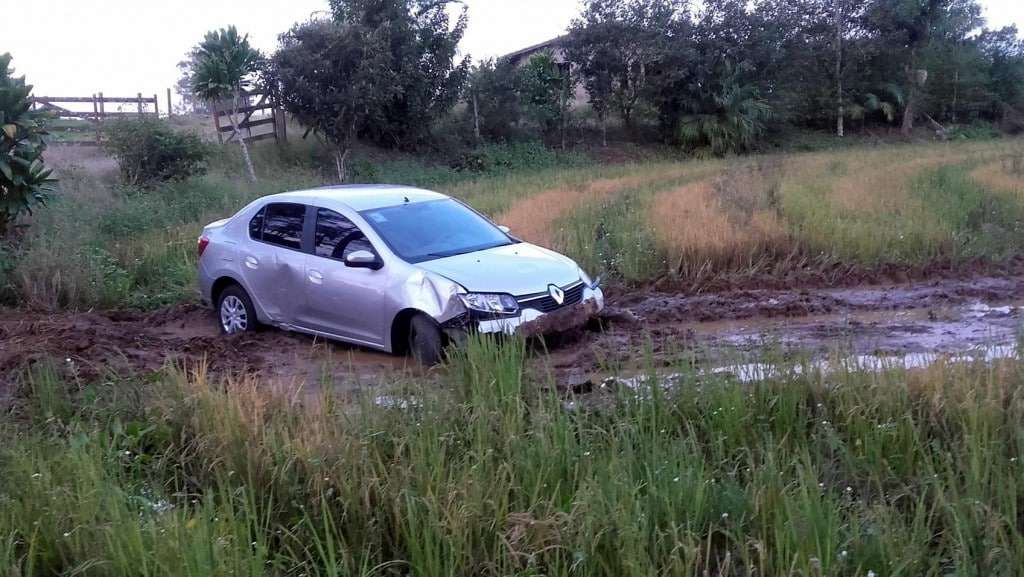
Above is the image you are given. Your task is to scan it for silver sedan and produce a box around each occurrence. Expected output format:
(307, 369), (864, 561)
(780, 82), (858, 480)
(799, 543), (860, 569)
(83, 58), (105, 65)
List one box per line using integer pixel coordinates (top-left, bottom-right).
(197, 185), (604, 364)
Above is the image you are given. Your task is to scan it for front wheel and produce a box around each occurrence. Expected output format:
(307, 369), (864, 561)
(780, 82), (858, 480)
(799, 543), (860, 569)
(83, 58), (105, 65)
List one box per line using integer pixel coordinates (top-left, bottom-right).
(408, 314), (444, 365)
(218, 285), (258, 335)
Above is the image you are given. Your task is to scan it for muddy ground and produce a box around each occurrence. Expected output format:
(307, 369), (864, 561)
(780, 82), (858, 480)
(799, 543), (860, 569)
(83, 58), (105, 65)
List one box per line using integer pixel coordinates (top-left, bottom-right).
(2, 275), (1022, 396)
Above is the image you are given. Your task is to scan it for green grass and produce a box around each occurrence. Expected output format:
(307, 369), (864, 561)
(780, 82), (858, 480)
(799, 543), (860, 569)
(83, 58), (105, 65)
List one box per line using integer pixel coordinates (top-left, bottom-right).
(552, 140), (1024, 287)
(7, 138), (1024, 310)
(2, 340), (1023, 576)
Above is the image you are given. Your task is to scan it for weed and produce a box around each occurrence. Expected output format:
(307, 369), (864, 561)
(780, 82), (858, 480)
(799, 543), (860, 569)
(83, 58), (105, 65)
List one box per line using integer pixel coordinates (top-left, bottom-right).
(3, 341), (1024, 576)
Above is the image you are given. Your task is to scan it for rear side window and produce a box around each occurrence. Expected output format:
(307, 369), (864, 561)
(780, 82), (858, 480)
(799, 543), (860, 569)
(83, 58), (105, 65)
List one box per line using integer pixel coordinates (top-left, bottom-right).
(261, 203), (305, 250)
(248, 207), (265, 240)
(315, 208), (373, 260)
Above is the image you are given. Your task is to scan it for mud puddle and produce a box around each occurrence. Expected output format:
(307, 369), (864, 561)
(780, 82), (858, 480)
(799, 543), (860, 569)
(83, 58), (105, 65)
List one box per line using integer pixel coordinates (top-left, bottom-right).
(2, 274), (1022, 399)
(564, 275), (1024, 380)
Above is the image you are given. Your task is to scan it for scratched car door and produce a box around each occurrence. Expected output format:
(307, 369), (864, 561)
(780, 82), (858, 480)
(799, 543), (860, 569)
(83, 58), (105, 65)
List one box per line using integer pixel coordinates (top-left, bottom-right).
(239, 202), (307, 323)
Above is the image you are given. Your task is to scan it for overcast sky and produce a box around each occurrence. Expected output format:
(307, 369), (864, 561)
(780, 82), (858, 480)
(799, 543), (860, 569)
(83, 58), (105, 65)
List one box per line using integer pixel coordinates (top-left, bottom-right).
(10, 0), (1024, 108)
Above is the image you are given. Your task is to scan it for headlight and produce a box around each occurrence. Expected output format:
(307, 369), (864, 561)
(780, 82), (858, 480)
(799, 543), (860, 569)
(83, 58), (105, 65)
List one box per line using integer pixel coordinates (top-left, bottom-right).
(578, 267), (600, 289)
(459, 292), (520, 315)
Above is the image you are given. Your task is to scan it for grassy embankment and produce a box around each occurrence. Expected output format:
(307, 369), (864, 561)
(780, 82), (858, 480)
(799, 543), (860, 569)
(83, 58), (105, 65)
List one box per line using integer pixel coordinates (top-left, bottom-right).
(2, 337), (1023, 576)
(3, 138), (1024, 311)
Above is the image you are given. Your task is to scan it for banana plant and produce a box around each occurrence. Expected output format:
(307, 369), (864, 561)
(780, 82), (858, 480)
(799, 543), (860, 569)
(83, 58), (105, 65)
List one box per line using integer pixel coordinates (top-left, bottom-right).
(0, 53), (55, 236)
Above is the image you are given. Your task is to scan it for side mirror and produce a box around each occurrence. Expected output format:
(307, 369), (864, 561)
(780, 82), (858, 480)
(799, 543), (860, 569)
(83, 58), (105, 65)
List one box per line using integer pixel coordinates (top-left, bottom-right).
(345, 250), (382, 270)
(497, 225), (511, 234)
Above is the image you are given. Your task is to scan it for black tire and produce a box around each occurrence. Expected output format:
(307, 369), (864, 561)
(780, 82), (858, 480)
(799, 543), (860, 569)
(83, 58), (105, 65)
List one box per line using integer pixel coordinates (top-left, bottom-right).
(217, 284), (258, 335)
(408, 314), (444, 365)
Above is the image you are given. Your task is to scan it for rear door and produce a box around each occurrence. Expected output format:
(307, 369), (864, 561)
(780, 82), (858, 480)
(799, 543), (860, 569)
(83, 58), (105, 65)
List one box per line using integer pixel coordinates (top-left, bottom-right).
(239, 202), (308, 323)
(297, 207), (386, 345)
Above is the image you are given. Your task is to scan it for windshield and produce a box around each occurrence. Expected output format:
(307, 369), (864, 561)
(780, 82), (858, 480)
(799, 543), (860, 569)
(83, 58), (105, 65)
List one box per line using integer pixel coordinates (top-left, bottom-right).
(359, 199), (514, 262)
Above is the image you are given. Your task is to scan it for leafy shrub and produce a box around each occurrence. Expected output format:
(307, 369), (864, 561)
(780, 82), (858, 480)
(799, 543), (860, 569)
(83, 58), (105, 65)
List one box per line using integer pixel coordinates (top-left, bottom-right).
(947, 121), (1003, 141)
(104, 118), (209, 186)
(454, 141), (587, 173)
(1, 53), (55, 235)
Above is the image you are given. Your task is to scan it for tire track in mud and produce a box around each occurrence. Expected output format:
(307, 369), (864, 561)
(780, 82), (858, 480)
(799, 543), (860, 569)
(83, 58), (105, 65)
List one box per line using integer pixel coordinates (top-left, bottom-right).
(4, 274), (1024, 396)
(0, 305), (414, 395)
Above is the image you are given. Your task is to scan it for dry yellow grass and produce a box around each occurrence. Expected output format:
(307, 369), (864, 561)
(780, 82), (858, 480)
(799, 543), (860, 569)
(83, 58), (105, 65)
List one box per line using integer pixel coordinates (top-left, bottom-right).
(969, 161), (1024, 197)
(651, 178), (789, 275)
(494, 166), (693, 248)
(785, 143), (1004, 216)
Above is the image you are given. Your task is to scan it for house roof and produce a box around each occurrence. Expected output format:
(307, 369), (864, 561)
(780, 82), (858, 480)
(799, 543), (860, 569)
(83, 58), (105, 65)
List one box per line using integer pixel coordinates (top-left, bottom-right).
(500, 35), (570, 63)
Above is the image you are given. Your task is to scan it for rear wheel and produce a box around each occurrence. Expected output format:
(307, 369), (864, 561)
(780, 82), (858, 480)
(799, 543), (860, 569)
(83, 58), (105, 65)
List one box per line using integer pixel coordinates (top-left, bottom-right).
(218, 285), (258, 335)
(408, 314), (444, 365)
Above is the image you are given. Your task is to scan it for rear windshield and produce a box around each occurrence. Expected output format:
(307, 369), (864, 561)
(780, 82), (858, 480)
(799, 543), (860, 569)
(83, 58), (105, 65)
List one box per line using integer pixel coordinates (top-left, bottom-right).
(360, 199), (513, 263)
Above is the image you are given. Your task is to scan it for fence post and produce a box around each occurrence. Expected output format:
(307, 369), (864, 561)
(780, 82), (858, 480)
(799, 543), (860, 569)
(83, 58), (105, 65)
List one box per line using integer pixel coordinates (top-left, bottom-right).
(274, 107), (287, 143)
(153, 94), (159, 117)
(92, 93), (101, 144)
(98, 92), (106, 142)
(166, 88), (173, 118)
(137, 92), (144, 117)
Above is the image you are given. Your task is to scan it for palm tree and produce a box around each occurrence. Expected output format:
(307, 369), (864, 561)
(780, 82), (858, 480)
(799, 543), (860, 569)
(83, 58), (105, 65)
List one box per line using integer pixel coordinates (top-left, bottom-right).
(677, 64), (772, 156)
(191, 27), (261, 182)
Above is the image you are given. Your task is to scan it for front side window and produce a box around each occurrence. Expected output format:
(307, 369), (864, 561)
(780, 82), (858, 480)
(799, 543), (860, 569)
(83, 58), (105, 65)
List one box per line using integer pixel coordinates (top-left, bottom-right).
(315, 208), (374, 260)
(261, 203), (305, 250)
(360, 199), (512, 263)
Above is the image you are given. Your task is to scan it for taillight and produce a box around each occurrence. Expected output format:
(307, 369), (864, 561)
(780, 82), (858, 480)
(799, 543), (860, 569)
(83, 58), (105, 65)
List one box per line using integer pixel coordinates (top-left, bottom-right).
(197, 236), (210, 258)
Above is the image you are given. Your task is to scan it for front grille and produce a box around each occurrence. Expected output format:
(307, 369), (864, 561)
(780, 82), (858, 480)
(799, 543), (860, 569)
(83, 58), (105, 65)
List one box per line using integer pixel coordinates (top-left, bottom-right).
(517, 282), (585, 313)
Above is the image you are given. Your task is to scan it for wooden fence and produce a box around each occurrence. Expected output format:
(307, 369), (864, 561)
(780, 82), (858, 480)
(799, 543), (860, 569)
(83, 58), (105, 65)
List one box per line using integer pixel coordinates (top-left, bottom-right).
(212, 92), (286, 145)
(31, 93), (159, 144)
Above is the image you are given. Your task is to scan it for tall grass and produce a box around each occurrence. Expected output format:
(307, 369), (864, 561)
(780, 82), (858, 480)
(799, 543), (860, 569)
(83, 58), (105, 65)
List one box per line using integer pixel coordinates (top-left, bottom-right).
(7, 138), (1024, 310)
(3, 339), (1023, 576)
(544, 139), (1024, 286)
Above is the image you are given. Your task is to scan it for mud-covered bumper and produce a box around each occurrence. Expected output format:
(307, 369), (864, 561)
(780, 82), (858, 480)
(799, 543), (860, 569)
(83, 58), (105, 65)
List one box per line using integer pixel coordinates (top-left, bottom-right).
(474, 286), (605, 336)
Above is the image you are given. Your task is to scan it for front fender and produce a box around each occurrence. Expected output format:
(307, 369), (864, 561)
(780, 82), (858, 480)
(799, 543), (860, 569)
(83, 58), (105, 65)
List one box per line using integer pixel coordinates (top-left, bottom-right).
(400, 270), (467, 323)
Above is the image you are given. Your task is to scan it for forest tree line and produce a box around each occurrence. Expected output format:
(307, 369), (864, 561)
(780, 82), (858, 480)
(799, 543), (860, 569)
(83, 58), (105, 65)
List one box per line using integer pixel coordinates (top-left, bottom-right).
(176, 0), (1024, 171)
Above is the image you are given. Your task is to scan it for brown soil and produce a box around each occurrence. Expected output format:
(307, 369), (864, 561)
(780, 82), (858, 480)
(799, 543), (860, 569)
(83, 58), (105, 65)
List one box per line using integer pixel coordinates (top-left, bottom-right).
(0, 304), (416, 397)
(3, 274), (1022, 396)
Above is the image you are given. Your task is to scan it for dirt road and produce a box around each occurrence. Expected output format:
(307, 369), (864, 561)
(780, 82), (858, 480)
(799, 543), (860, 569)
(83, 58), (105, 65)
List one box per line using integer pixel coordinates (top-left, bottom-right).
(2, 275), (1021, 393)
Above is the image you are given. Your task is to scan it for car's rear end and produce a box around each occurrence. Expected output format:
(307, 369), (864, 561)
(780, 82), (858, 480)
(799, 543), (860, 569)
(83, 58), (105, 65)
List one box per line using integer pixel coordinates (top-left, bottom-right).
(196, 217), (232, 308)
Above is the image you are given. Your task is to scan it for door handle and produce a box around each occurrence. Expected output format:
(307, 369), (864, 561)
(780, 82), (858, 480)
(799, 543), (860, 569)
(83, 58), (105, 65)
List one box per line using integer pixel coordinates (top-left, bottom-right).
(308, 270), (323, 284)
(244, 256), (259, 269)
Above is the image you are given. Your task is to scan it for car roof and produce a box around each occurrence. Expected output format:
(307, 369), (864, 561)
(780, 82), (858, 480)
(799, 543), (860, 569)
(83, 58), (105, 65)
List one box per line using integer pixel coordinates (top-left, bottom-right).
(265, 184), (449, 212)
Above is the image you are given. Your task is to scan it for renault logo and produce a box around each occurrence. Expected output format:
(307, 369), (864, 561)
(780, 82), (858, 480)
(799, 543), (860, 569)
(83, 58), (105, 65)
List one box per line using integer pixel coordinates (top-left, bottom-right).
(548, 284), (565, 305)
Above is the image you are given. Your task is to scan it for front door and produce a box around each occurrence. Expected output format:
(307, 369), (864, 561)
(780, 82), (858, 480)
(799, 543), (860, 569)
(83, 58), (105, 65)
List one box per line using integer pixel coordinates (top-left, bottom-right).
(297, 207), (386, 346)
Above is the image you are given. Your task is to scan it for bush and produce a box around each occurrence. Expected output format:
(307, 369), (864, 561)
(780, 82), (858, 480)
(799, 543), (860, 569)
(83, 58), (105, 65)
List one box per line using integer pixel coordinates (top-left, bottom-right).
(104, 118), (209, 186)
(454, 141), (587, 173)
(1, 53), (55, 236)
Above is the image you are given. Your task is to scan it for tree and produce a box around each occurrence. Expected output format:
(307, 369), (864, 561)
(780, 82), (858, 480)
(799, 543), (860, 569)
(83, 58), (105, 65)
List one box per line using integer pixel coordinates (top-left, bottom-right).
(465, 58), (522, 141)
(175, 46), (210, 114)
(0, 53), (55, 236)
(567, 0), (683, 134)
(677, 63), (772, 155)
(191, 26), (262, 182)
(268, 0), (469, 180)
(862, 0), (983, 135)
(517, 52), (572, 146)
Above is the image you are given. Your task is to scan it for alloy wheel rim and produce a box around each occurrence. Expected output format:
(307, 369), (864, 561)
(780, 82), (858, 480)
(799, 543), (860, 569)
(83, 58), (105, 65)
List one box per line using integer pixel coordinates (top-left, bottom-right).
(220, 295), (248, 333)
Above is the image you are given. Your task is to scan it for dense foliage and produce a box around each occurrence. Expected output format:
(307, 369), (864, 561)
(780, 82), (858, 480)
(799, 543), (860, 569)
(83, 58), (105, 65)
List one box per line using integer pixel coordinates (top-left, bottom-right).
(104, 118), (209, 187)
(0, 53), (54, 236)
(563, 0), (1024, 153)
(267, 0), (469, 180)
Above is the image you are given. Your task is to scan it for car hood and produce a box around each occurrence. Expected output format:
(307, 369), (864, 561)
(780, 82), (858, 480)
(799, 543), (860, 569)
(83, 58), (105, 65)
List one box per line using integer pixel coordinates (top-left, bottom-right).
(415, 242), (582, 296)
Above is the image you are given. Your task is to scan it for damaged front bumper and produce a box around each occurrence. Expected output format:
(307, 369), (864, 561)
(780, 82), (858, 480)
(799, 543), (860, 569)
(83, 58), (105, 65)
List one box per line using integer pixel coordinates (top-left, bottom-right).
(443, 286), (605, 338)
